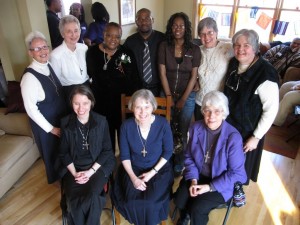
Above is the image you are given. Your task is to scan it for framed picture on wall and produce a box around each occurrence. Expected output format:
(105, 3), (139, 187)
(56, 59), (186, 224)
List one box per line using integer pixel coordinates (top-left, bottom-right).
(119, 0), (136, 25)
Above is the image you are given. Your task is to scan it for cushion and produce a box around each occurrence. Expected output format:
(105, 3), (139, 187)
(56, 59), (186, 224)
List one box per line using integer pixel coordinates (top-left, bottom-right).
(5, 81), (26, 114)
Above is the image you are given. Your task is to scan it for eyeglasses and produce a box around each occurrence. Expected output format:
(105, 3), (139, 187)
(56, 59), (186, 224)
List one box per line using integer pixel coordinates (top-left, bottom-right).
(199, 31), (214, 38)
(202, 109), (223, 116)
(225, 70), (240, 91)
(30, 45), (49, 52)
(172, 24), (185, 30)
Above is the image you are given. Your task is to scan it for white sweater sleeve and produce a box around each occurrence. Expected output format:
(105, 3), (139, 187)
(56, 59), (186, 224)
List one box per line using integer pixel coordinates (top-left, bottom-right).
(20, 73), (54, 133)
(253, 80), (279, 139)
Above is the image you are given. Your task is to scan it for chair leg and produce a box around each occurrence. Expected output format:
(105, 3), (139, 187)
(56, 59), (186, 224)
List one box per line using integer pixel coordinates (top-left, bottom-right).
(222, 198), (234, 225)
(160, 220), (167, 225)
(114, 209), (121, 225)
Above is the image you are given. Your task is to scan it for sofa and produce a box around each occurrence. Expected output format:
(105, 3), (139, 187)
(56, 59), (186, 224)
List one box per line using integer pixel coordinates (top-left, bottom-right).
(0, 108), (40, 198)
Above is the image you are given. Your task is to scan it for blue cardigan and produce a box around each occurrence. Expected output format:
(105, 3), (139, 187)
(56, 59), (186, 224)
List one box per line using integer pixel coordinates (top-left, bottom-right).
(184, 120), (247, 201)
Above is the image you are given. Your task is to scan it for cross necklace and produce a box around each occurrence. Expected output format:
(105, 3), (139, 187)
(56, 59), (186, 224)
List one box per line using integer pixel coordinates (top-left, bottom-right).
(78, 124), (89, 150)
(47, 72), (59, 96)
(204, 143), (214, 163)
(136, 122), (151, 157)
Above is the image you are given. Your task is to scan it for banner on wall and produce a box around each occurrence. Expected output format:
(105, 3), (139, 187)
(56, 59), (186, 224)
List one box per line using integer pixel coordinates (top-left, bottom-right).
(250, 6), (259, 19)
(221, 13), (231, 26)
(207, 10), (219, 21)
(272, 20), (289, 35)
(256, 12), (272, 30)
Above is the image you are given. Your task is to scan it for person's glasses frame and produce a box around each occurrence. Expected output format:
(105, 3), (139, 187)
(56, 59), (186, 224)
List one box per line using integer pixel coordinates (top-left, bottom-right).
(199, 31), (215, 38)
(202, 108), (223, 116)
(225, 70), (240, 92)
(30, 45), (49, 52)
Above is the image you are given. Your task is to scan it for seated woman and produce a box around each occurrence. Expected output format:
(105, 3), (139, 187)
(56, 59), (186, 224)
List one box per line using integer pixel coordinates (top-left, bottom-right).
(111, 89), (174, 225)
(57, 85), (116, 225)
(273, 80), (300, 126)
(174, 91), (247, 225)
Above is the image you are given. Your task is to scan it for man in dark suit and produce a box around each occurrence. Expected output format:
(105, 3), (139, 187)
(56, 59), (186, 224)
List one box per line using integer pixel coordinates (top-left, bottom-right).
(124, 8), (165, 96)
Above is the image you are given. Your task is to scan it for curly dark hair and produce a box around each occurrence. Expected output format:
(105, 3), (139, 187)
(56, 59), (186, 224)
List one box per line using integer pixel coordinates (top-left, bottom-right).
(91, 2), (110, 22)
(165, 12), (193, 50)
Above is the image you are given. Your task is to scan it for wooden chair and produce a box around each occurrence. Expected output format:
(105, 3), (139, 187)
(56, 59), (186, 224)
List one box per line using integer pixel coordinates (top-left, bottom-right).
(121, 93), (172, 123)
(112, 94), (172, 225)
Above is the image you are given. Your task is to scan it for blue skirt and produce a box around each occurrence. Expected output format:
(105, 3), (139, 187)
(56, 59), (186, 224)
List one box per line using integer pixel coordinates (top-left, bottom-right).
(111, 162), (174, 225)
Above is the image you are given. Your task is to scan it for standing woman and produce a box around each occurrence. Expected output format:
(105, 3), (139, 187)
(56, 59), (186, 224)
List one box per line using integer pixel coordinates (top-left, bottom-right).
(57, 85), (116, 225)
(84, 2), (109, 47)
(21, 31), (66, 184)
(158, 12), (200, 172)
(195, 17), (233, 120)
(50, 15), (89, 102)
(111, 89), (174, 225)
(224, 29), (279, 184)
(86, 22), (141, 152)
(69, 3), (87, 43)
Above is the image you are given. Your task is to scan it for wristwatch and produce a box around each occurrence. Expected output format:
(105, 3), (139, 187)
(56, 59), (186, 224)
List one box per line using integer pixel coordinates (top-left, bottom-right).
(209, 184), (213, 192)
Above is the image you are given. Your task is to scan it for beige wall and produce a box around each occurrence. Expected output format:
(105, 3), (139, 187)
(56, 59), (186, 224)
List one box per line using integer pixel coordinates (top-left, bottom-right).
(0, 0), (49, 81)
(93, 0), (165, 40)
(0, 0), (197, 81)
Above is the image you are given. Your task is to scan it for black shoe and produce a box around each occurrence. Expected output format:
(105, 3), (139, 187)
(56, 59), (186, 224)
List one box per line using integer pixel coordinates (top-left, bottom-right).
(176, 211), (190, 225)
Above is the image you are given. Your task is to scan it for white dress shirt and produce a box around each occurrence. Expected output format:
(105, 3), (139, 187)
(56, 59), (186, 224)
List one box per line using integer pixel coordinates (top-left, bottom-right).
(50, 41), (89, 86)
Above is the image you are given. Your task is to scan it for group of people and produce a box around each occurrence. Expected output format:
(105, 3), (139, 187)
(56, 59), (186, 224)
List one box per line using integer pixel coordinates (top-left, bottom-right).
(45, 0), (109, 48)
(19, 2), (291, 225)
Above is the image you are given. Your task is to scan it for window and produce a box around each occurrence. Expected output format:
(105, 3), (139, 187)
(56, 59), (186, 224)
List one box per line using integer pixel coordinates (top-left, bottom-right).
(196, 0), (300, 42)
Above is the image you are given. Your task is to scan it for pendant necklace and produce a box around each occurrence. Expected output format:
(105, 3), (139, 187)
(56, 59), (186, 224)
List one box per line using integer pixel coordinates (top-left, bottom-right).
(136, 122), (151, 157)
(78, 124), (89, 150)
(47, 72), (59, 96)
(103, 47), (117, 70)
(204, 143), (214, 163)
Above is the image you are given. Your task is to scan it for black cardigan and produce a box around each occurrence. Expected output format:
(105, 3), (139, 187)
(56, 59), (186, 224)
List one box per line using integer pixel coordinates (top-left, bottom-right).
(57, 111), (116, 178)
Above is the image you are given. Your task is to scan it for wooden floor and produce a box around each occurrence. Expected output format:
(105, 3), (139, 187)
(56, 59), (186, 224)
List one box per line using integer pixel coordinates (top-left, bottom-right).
(1, 144), (299, 225)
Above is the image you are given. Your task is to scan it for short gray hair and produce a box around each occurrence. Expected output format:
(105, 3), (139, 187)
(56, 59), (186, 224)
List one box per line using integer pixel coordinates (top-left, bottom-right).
(128, 89), (157, 111)
(232, 29), (259, 54)
(197, 17), (218, 35)
(59, 15), (80, 36)
(25, 31), (47, 50)
(201, 91), (229, 119)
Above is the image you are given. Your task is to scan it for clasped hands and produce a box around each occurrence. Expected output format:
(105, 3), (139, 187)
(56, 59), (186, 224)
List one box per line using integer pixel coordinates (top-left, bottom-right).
(132, 169), (156, 191)
(189, 184), (210, 197)
(73, 169), (94, 184)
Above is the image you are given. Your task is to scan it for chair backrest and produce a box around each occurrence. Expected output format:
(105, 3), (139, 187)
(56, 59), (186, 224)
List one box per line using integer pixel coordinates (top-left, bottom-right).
(121, 94), (172, 123)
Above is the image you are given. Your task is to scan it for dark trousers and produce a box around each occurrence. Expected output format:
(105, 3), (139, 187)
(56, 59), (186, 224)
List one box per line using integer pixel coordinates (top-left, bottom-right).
(194, 104), (204, 121)
(174, 177), (225, 225)
(63, 169), (107, 225)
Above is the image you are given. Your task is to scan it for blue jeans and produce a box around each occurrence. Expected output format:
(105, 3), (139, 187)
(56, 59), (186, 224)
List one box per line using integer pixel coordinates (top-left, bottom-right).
(173, 91), (196, 168)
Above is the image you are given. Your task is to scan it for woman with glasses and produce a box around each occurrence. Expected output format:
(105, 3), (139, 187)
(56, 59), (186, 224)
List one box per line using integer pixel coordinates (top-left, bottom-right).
(195, 17), (234, 121)
(174, 91), (247, 225)
(158, 12), (200, 175)
(21, 31), (66, 184)
(224, 29), (279, 185)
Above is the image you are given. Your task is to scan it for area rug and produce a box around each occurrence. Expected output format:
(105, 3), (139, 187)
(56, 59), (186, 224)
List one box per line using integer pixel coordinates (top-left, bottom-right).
(263, 120), (299, 159)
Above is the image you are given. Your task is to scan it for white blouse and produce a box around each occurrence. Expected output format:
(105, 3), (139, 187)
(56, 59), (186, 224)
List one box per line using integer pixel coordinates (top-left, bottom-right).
(20, 59), (53, 133)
